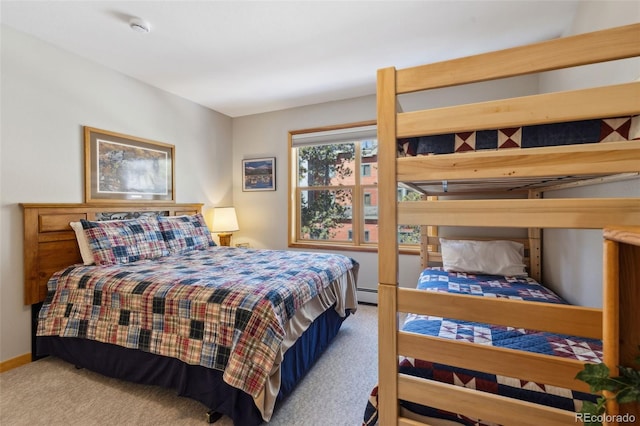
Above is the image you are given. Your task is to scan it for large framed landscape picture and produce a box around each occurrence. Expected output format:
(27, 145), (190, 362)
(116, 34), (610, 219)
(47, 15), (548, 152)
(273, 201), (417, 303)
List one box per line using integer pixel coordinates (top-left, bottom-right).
(84, 126), (175, 202)
(242, 157), (276, 191)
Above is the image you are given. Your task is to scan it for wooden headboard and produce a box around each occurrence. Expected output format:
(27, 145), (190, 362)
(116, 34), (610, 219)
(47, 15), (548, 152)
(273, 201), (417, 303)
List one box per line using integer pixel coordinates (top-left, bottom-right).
(21, 203), (204, 305)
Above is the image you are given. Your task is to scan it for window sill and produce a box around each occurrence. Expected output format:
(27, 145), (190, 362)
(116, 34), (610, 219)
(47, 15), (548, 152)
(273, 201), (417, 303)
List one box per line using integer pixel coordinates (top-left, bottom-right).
(288, 242), (419, 255)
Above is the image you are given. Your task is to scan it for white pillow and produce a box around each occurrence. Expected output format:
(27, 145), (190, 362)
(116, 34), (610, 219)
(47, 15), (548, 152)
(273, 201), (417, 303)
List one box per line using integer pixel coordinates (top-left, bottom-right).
(70, 221), (95, 265)
(439, 238), (527, 277)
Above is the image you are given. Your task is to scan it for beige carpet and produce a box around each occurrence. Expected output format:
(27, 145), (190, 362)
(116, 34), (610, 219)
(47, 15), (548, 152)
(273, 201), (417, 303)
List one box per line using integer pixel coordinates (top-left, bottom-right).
(0, 303), (378, 426)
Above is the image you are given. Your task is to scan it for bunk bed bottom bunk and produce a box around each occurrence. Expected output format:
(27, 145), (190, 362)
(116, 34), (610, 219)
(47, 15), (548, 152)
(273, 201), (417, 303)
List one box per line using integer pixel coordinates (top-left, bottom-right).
(363, 268), (600, 426)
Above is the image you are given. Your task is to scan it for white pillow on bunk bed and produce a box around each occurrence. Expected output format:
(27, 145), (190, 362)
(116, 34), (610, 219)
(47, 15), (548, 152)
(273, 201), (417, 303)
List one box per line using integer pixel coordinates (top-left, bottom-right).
(439, 238), (527, 277)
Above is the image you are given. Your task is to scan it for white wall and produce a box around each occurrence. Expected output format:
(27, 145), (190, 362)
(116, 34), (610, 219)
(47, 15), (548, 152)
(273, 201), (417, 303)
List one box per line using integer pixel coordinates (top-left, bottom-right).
(230, 76), (540, 303)
(539, 1), (640, 307)
(0, 26), (233, 363)
(543, 180), (640, 307)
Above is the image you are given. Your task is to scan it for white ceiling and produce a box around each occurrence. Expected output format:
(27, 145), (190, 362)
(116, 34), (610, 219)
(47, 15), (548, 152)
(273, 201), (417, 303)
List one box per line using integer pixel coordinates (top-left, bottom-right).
(1, 1), (580, 117)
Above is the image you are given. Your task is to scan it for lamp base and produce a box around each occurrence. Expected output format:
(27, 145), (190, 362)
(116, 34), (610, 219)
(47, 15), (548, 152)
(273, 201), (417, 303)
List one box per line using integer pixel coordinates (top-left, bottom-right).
(217, 233), (232, 247)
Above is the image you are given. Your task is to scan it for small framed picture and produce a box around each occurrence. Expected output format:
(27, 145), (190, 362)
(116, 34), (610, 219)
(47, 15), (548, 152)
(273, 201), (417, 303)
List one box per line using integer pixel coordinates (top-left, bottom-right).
(242, 157), (276, 191)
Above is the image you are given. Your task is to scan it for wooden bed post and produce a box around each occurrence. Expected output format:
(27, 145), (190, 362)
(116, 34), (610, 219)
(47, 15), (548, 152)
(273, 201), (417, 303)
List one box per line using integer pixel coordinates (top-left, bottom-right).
(603, 237), (620, 419)
(420, 194), (429, 270)
(603, 227), (640, 421)
(377, 66), (399, 424)
(528, 190), (542, 282)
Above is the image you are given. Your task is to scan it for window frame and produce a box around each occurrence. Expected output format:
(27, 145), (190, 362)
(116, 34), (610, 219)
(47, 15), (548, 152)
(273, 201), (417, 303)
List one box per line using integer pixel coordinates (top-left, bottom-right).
(288, 120), (419, 254)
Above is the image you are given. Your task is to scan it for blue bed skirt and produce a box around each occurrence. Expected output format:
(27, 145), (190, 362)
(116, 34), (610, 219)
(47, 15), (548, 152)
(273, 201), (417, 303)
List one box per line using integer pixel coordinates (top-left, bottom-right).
(37, 305), (350, 425)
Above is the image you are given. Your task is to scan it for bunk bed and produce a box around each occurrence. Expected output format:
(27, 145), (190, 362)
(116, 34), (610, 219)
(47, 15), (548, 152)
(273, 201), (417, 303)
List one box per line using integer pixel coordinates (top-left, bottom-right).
(373, 24), (640, 426)
(22, 203), (358, 425)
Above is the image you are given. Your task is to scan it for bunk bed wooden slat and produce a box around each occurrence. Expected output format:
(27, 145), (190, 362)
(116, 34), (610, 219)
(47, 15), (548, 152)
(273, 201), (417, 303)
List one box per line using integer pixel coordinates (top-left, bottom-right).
(397, 288), (602, 339)
(397, 375), (576, 426)
(398, 333), (592, 392)
(397, 82), (639, 138)
(396, 23), (640, 94)
(399, 198), (640, 229)
(397, 140), (640, 183)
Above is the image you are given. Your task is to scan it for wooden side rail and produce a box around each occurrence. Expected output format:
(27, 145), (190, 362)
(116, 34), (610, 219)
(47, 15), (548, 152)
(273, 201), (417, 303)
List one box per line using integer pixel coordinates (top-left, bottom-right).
(397, 82), (639, 138)
(399, 198), (640, 229)
(396, 23), (640, 93)
(399, 333), (591, 392)
(398, 288), (602, 339)
(398, 375), (577, 426)
(397, 140), (640, 182)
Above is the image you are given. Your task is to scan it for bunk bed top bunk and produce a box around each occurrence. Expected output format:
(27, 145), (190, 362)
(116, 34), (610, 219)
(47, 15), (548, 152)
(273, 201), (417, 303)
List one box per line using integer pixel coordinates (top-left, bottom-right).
(375, 23), (640, 426)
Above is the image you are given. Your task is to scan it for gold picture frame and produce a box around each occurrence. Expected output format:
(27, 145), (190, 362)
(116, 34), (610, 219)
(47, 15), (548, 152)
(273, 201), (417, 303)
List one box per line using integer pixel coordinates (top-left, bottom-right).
(84, 126), (175, 203)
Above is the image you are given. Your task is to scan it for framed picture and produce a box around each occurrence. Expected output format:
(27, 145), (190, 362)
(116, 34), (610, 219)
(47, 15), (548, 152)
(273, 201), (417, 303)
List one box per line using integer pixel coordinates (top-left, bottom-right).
(84, 126), (175, 203)
(242, 157), (276, 191)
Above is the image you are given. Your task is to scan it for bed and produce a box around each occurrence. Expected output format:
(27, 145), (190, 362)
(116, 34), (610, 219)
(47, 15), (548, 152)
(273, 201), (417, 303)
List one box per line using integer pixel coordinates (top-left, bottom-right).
(22, 202), (358, 425)
(364, 254), (604, 426)
(372, 23), (640, 425)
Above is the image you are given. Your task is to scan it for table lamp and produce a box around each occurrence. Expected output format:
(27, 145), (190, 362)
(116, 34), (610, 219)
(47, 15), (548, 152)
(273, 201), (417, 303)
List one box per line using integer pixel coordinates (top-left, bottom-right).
(211, 207), (239, 246)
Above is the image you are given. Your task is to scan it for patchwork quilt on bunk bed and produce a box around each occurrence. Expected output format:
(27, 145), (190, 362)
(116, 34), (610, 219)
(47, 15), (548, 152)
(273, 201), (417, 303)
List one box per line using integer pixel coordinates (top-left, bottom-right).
(37, 246), (357, 415)
(363, 268), (601, 426)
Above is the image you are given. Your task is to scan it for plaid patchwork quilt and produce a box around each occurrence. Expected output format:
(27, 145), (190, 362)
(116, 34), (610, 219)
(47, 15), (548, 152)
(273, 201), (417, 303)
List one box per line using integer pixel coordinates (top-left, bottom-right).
(38, 247), (356, 398)
(363, 268), (601, 426)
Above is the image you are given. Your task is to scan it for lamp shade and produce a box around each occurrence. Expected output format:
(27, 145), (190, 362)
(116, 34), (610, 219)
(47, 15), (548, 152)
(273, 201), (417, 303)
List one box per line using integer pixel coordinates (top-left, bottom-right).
(211, 207), (239, 233)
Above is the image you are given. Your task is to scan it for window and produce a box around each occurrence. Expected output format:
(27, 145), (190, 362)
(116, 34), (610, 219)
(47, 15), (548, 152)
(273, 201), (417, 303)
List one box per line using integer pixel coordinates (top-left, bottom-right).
(397, 186), (421, 244)
(289, 122), (421, 251)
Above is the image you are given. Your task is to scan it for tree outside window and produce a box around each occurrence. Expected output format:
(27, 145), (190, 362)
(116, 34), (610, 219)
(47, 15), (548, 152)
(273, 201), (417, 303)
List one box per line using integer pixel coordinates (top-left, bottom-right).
(289, 123), (421, 250)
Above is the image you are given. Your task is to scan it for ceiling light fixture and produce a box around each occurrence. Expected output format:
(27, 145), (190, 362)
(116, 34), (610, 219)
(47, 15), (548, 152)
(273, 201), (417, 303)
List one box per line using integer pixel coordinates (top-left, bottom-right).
(129, 18), (151, 34)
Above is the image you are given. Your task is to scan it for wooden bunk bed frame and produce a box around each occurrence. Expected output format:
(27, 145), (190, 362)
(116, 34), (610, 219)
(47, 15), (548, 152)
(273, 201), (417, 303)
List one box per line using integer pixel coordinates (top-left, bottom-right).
(376, 24), (640, 426)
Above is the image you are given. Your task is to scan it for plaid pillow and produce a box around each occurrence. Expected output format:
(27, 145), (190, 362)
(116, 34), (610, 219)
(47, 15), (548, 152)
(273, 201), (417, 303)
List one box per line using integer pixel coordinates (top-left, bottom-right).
(158, 213), (215, 254)
(81, 217), (169, 265)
